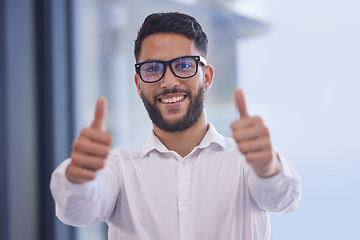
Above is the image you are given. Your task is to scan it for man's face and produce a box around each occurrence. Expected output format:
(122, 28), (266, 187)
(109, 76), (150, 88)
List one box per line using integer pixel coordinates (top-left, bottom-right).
(134, 33), (213, 132)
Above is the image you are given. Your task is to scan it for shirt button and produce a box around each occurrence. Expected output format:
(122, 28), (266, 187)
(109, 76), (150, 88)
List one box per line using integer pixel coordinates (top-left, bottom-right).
(180, 199), (189, 206)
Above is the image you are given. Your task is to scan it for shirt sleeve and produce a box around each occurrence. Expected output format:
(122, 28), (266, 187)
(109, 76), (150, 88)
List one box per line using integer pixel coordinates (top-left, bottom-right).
(49, 151), (121, 227)
(247, 148), (302, 214)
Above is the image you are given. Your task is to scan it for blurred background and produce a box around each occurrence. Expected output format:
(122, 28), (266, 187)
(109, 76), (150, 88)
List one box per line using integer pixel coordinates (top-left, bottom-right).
(1, 0), (359, 240)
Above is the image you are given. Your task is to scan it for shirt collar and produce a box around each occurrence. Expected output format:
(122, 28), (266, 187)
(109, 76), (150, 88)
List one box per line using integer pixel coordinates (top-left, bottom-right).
(137, 123), (226, 158)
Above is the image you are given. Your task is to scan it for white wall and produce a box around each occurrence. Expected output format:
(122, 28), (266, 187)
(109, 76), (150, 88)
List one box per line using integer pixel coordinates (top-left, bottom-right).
(238, 0), (360, 239)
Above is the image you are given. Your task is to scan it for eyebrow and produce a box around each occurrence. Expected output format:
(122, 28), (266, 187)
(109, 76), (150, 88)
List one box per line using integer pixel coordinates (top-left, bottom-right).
(139, 56), (207, 66)
(142, 58), (161, 62)
(141, 55), (187, 62)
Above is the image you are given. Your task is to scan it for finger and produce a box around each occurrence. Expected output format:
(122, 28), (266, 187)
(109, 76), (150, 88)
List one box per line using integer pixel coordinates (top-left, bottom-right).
(231, 116), (264, 131)
(245, 150), (273, 165)
(91, 97), (108, 131)
(235, 88), (249, 119)
(73, 138), (110, 158)
(232, 122), (269, 142)
(79, 128), (112, 145)
(67, 165), (96, 182)
(71, 152), (105, 171)
(236, 137), (272, 154)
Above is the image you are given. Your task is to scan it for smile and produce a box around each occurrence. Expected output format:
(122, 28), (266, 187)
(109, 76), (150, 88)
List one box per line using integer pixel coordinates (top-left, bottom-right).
(158, 94), (187, 104)
(161, 95), (185, 103)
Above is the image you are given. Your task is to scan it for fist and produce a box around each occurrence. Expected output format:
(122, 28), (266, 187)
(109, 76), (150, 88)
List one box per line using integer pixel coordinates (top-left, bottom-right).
(67, 97), (113, 184)
(231, 89), (281, 178)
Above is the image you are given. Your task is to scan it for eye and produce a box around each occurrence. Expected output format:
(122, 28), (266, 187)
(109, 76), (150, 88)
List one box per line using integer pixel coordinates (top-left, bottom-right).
(142, 62), (163, 74)
(173, 58), (195, 71)
(176, 62), (191, 69)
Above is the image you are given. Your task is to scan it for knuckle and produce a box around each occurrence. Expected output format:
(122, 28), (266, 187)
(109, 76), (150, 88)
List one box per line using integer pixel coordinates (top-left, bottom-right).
(88, 172), (96, 180)
(72, 140), (81, 150)
(237, 142), (246, 153)
(73, 139), (87, 151)
(67, 165), (77, 177)
(100, 147), (110, 158)
(245, 153), (253, 162)
(262, 126), (269, 134)
(230, 121), (237, 130)
(265, 138), (272, 147)
(80, 128), (90, 136)
(253, 116), (263, 124)
(70, 152), (80, 162)
(97, 160), (105, 169)
(256, 125), (268, 135)
(104, 148), (110, 157)
(105, 133), (113, 145)
(232, 131), (239, 141)
(259, 126), (269, 136)
(265, 151), (273, 160)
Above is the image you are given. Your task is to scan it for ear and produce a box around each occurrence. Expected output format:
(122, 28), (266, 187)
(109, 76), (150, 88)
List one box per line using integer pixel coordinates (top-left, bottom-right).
(203, 65), (214, 91)
(134, 74), (142, 98)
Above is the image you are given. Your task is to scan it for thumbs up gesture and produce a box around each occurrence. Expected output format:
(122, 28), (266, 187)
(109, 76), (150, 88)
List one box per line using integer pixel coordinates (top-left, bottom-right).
(67, 97), (113, 184)
(231, 89), (281, 178)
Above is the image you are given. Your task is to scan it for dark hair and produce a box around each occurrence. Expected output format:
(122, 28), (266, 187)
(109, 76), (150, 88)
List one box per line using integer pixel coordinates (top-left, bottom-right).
(134, 12), (208, 62)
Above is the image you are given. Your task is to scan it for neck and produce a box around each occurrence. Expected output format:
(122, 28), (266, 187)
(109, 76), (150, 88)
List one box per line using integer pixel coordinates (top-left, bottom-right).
(153, 112), (209, 158)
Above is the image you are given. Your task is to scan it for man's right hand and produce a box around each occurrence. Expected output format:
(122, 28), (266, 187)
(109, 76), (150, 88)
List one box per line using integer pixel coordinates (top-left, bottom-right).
(66, 97), (113, 184)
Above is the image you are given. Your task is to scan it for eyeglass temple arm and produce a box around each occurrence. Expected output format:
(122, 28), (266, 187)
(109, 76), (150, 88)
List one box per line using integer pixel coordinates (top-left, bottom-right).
(199, 56), (207, 66)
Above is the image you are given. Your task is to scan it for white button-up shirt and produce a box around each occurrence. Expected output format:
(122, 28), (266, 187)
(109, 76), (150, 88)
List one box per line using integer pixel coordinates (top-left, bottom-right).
(50, 124), (302, 240)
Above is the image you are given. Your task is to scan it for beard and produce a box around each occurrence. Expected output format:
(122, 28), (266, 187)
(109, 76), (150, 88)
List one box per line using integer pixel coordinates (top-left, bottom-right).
(140, 84), (205, 132)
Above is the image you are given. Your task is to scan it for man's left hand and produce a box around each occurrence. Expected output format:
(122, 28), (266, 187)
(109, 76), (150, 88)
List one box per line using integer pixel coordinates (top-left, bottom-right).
(231, 89), (281, 178)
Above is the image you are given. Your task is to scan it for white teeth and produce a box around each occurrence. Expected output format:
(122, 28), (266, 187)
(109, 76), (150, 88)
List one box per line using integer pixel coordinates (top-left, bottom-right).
(161, 95), (185, 104)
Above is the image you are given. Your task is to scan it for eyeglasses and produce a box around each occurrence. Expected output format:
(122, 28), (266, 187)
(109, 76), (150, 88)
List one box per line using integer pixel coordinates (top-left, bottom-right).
(135, 55), (207, 83)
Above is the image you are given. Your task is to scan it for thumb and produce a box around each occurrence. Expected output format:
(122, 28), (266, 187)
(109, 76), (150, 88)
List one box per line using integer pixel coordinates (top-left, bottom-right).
(235, 88), (249, 119)
(91, 97), (108, 131)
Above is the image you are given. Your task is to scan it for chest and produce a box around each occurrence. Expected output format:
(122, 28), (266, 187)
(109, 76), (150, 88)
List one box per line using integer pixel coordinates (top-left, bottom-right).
(119, 150), (251, 211)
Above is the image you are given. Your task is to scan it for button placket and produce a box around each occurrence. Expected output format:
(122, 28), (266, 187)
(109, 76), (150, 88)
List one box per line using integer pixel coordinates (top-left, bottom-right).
(177, 157), (191, 240)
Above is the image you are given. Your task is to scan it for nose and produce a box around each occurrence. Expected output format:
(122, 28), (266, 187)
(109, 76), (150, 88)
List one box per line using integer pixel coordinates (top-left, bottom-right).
(160, 65), (180, 89)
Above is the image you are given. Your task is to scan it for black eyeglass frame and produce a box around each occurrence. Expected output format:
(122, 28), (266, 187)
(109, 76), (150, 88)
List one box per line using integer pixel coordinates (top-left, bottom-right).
(135, 55), (207, 83)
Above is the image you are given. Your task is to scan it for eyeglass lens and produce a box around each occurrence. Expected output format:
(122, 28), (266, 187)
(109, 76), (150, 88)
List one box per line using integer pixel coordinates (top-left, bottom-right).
(140, 57), (197, 82)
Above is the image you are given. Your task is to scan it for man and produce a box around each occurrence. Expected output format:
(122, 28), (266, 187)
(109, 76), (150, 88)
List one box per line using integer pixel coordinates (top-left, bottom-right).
(50, 12), (301, 240)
